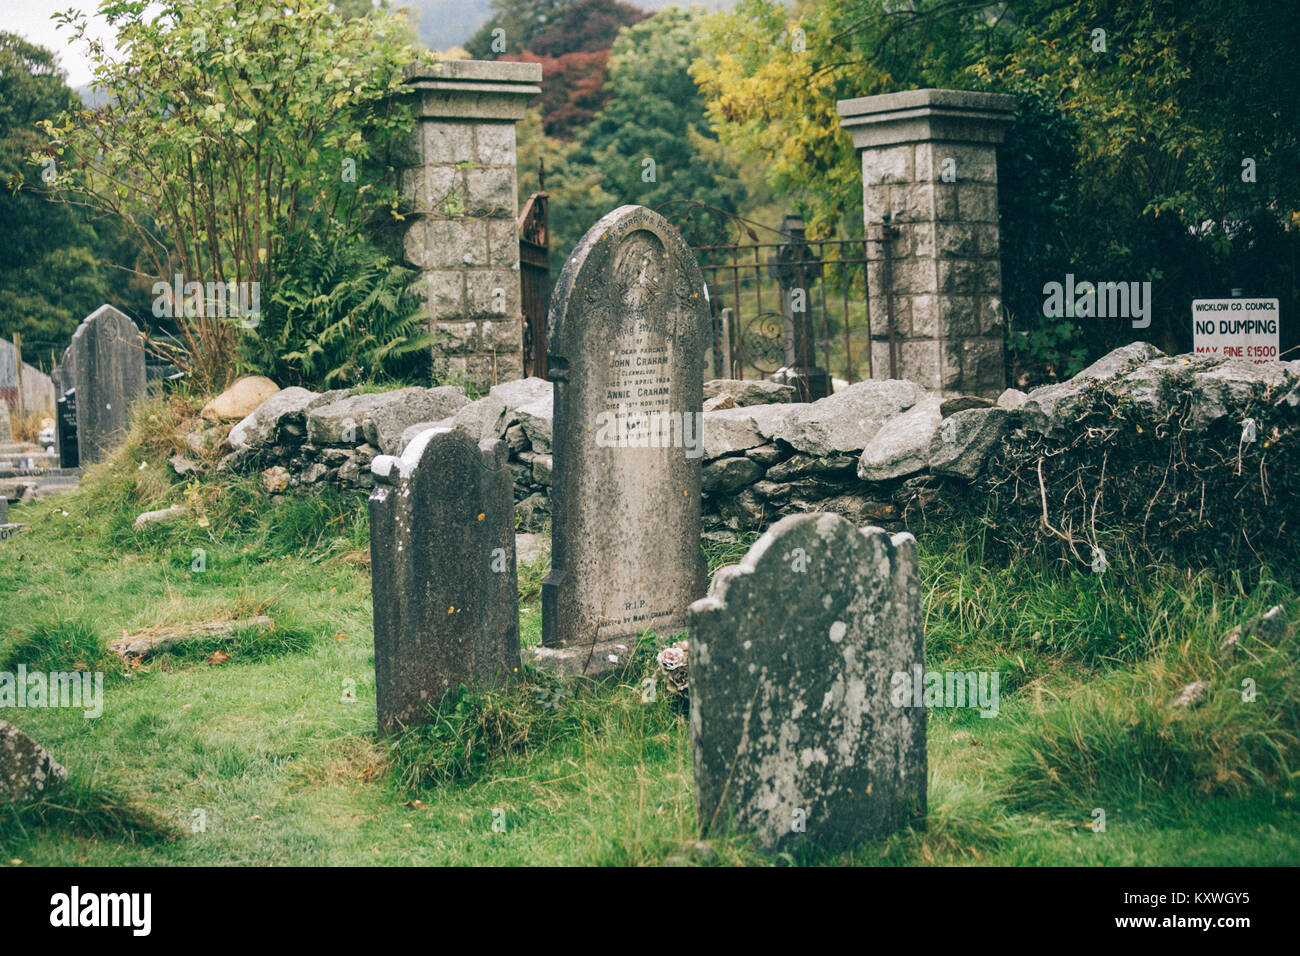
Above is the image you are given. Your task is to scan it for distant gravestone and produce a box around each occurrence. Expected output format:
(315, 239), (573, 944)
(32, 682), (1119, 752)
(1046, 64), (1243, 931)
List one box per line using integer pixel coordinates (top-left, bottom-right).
(0, 399), (11, 444)
(369, 427), (519, 733)
(55, 389), (79, 469)
(61, 305), (147, 464)
(690, 512), (926, 855)
(539, 205), (710, 676)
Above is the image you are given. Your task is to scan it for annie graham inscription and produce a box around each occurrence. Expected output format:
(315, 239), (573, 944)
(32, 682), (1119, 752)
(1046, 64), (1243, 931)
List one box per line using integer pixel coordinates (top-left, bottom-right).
(538, 206), (709, 677)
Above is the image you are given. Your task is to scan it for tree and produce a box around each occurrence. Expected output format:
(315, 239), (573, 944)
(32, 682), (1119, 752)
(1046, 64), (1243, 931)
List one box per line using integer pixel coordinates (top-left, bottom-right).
(513, 48), (613, 139)
(479, 0), (648, 139)
(696, 0), (1300, 379)
(693, 0), (986, 239)
(527, 0), (647, 56)
(464, 0), (571, 58)
(0, 32), (146, 357)
(41, 0), (423, 390)
(514, 7), (748, 271)
(584, 7), (744, 215)
(514, 108), (616, 273)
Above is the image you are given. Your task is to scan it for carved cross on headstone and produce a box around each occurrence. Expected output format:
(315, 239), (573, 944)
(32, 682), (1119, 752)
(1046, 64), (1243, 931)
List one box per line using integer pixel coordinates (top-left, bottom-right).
(767, 215), (830, 400)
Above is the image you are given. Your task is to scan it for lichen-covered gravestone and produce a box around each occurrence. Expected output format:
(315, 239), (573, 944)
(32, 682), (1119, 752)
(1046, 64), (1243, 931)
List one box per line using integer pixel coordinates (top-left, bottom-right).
(690, 512), (926, 855)
(539, 205), (710, 676)
(369, 427), (519, 733)
(61, 305), (147, 464)
(0, 721), (68, 803)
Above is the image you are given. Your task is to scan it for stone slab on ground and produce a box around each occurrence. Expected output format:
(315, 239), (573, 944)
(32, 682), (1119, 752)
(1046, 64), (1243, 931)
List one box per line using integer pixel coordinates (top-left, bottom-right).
(108, 616), (275, 659)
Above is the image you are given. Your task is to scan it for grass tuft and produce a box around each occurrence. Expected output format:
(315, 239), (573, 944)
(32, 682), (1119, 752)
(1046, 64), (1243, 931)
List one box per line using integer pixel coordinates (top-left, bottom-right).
(0, 778), (178, 848)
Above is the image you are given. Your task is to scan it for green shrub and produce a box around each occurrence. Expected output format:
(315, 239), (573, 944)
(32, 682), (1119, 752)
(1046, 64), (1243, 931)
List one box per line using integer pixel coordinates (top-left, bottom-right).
(0, 617), (117, 678)
(241, 228), (431, 389)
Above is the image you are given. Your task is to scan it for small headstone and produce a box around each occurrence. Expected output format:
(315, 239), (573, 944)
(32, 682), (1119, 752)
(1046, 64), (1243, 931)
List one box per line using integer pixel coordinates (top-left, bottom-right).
(61, 305), (148, 464)
(55, 388), (79, 468)
(690, 512), (926, 855)
(369, 427), (519, 733)
(0, 721), (69, 803)
(540, 205), (710, 675)
(0, 399), (11, 444)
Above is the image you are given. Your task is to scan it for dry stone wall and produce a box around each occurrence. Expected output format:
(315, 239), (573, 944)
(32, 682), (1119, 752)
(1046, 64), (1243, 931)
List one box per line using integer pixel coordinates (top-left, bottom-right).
(215, 345), (1300, 555)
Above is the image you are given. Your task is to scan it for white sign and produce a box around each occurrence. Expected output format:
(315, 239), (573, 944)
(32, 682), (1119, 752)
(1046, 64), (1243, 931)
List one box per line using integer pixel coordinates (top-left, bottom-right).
(1192, 298), (1280, 363)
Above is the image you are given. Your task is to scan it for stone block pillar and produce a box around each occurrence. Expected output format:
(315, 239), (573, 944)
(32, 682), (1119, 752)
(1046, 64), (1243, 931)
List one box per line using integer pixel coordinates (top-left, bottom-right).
(837, 89), (1016, 397)
(397, 60), (542, 391)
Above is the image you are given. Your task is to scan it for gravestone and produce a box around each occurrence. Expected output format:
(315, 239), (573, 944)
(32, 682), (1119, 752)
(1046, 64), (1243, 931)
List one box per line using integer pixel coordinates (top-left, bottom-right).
(61, 305), (148, 464)
(55, 389), (79, 469)
(0, 721), (68, 804)
(539, 205), (710, 676)
(369, 427), (519, 733)
(0, 399), (11, 444)
(690, 512), (926, 855)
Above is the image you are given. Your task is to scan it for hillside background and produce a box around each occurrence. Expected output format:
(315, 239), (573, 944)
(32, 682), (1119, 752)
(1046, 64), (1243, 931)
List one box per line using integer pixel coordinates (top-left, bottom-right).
(410, 0), (737, 50)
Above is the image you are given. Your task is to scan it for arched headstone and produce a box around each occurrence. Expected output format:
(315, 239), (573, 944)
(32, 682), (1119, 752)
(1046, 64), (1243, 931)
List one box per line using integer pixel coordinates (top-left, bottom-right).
(369, 428), (520, 732)
(690, 512), (926, 854)
(63, 305), (147, 464)
(538, 205), (710, 676)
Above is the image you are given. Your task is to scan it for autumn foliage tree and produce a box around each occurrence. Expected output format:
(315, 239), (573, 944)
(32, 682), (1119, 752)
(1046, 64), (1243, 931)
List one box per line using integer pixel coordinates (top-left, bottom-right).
(471, 0), (647, 138)
(513, 49), (612, 140)
(696, 0), (1300, 380)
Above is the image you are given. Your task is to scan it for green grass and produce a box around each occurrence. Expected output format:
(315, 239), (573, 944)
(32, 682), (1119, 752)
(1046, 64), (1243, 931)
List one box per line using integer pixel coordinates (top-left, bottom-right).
(0, 396), (1297, 865)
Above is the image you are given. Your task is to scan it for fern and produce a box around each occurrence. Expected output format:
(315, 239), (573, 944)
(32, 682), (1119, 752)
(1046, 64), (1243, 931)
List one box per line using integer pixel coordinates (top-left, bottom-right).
(239, 228), (431, 389)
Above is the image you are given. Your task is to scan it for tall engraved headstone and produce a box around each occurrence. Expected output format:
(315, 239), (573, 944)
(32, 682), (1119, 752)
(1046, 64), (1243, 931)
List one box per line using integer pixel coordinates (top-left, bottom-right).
(369, 427), (520, 733)
(690, 512), (926, 855)
(539, 205), (709, 676)
(61, 305), (147, 464)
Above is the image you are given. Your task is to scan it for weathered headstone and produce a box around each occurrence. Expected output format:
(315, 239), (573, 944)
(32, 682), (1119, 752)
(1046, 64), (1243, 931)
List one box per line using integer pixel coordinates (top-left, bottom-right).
(539, 205), (710, 676)
(0, 399), (11, 444)
(60, 305), (148, 464)
(690, 512), (926, 855)
(369, 427), (519, 732)
(0, 721), (69, 804)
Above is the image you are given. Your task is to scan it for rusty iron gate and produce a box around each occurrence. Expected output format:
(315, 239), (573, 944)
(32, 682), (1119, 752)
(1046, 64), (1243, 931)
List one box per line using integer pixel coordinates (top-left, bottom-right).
(656, 200), (872, 396)
(518, 188), (550, 379)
